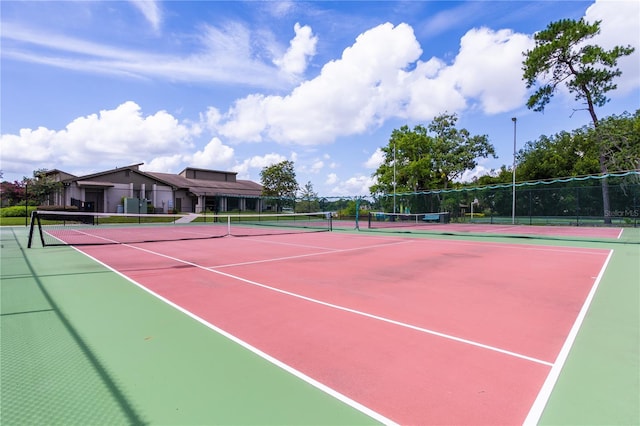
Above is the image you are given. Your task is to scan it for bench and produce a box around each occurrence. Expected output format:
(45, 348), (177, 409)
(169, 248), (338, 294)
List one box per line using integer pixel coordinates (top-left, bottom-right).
(422, 213), (441, 222)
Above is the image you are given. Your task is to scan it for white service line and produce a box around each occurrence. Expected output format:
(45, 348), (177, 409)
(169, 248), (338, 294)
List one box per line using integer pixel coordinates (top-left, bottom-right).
(212, 239), (415, 268)
(412, 237), (611, 256)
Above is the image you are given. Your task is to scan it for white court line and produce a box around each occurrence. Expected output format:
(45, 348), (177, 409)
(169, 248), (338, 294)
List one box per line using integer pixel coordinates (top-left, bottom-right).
(234, 237), (347, 251)
(523, 249), (614, 425)
(237, 232), (416, 250)
(413, 236), (611, 255)
(213, 239), (415, 268)
(349, 228), (613, 255)
(212, 235), (605, 272)
(104, 242), (554, 367)
(71, 245), (397, 426)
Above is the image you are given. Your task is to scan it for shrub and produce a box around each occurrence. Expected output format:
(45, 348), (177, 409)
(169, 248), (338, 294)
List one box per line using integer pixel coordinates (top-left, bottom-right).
(0, 205), (38, 217)
(36, 205), (80, 212)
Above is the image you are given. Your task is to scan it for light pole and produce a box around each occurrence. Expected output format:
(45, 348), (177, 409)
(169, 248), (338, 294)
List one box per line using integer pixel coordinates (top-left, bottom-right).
(393, 142), (397, 214)
(511, 117), (517, 225)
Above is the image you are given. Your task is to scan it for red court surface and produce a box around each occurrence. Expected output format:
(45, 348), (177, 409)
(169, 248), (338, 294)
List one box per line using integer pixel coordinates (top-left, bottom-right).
(77, 233), (611, 424)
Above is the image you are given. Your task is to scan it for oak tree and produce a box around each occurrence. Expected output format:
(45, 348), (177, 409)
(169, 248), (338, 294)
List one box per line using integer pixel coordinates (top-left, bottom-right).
(260, 160), (299, 211)
(371, 113), (495, 194)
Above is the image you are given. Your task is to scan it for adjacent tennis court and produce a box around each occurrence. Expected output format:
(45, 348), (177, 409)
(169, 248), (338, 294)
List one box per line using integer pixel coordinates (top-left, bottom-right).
(2, 215), (639, 425)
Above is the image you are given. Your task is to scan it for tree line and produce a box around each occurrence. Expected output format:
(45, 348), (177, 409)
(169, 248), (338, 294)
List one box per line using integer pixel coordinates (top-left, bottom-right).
(474, 110), (639, 187)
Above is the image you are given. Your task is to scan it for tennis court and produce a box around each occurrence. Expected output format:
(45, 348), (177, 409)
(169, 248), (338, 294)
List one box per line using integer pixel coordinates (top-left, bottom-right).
(2, 214), (639, 425)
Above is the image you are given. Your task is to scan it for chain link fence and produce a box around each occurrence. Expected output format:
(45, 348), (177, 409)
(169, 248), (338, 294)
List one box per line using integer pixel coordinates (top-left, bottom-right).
(369, 173), (640, 226)
(3, 172), (639, 227)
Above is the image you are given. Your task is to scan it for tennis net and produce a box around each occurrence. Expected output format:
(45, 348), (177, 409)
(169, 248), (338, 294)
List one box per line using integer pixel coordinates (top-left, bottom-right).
(28, 210), (332, 247)
(367, 211), (450, 229)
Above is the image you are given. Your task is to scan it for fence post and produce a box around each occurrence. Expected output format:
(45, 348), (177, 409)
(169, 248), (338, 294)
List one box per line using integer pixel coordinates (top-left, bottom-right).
(576, 187), (580, 226)
(529, 190), (532, 226)
(25, 181), (28, 227)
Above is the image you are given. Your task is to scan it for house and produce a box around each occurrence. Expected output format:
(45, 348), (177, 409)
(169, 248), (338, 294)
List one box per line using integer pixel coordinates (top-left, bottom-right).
(41, 164), (264, 213)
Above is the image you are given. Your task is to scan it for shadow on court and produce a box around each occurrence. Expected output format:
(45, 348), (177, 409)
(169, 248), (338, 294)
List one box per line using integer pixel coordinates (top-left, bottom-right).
(1, 228), (145, 425)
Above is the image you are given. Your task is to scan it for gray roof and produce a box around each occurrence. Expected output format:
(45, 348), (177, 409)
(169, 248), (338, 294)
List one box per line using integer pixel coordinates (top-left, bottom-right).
(63, 164), (149, 183)
(143, 172), (193, 187)
(60, 164), (262, 198)
(146, 172), (263, 197)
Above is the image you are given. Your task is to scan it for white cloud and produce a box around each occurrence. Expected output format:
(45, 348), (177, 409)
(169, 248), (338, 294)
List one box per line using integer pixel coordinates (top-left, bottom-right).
(1, 101), (196, 176)
(1, 21), (292, 88)
(265, 1), (297, 18)
(218, 94), (270, 142)
(218, 22), (424, 144)
(364, 148), (385, 169)
(310, 160), (324, 173)
(215, 22), (534, 146)
(143, 155), (184, 174)
(584, 0), (640, 94)
(129, 0), (162, 32)
(328, 175), (376, 196)
(201, 107), (222, 132)
(232, 153), (288, 177)
(405, 26), (533, 117)
(190, 138), (235, 169)
(274, 23), (317, 76)
(142, 137), (235, 176)
(456, 165), (492, 183)
(325, 173), (339, 185)
(421, 2), (487, 38)
(403, 58), (467, 120)
(447, 28), (533, 114)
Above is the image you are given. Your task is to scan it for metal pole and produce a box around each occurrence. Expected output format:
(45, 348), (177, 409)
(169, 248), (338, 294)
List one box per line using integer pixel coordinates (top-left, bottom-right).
(512, 117), (517, 225)
(393, 142), (397, 214)
(25, 181), (28, 227)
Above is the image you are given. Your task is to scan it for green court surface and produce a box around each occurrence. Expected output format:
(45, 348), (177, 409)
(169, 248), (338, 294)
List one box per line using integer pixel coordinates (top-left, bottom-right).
(1, 226), (638, 425)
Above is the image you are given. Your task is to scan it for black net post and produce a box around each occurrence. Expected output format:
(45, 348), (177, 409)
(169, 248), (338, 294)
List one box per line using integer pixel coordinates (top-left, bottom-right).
(27, 211), (44, 248)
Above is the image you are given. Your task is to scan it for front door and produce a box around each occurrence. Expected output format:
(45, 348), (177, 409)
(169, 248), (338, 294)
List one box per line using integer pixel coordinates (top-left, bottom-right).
(84, 190), (103, 212)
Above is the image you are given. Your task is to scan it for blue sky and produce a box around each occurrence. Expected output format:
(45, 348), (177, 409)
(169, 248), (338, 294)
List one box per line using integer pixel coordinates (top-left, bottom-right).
(2, 0), (638, 196)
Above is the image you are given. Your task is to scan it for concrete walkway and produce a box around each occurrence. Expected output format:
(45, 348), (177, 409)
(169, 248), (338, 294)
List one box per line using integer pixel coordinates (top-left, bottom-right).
(174, 213), (199, 223)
